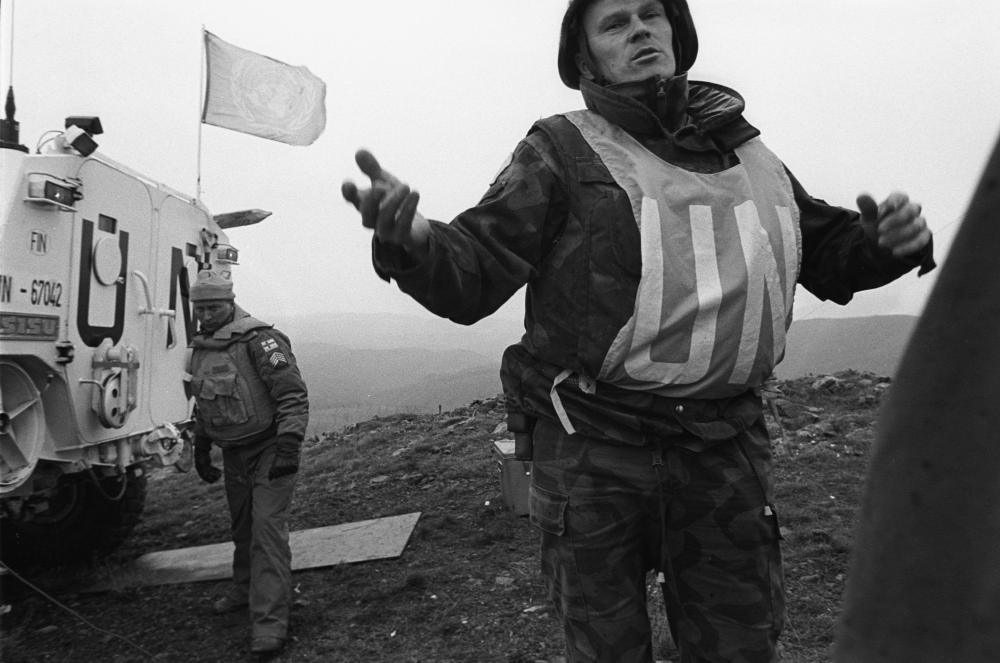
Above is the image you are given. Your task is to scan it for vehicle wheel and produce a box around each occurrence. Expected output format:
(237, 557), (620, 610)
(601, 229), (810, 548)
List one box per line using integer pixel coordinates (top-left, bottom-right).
(0, 467), (147, 569)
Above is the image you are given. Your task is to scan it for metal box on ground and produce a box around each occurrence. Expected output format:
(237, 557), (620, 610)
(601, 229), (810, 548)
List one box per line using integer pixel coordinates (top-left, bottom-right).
(492, 439), (531, 517)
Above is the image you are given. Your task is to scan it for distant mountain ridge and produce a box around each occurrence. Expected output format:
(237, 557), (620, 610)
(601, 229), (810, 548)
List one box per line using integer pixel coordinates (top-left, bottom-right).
(293, 342), (501, 434)
(777, 314), (917, 379)
(288, 311), (918, 434)
(282, 311), (523, 357)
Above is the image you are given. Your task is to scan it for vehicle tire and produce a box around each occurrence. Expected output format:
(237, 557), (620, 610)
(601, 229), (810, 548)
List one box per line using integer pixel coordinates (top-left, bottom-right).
(0, 467), (147, 569)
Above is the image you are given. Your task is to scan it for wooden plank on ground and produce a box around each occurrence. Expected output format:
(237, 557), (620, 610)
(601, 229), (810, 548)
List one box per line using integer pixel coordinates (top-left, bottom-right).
(84, 512), (420, 592)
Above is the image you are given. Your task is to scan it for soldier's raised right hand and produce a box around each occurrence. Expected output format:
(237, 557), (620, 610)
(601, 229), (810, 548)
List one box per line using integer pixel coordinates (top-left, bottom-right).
(341, 149), (430, 260)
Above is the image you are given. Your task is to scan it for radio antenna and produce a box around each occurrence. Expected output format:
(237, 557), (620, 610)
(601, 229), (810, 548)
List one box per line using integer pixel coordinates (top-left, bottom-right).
(0, 0), (13, 87)
(0, 0), (25, 152)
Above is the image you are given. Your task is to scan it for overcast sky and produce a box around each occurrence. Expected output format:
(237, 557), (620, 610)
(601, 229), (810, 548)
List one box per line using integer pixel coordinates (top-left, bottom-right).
(6, 0), (999, 326)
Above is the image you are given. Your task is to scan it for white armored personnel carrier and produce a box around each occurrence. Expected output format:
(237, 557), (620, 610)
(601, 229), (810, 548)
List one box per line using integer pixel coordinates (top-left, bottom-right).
(0, 91), (266, 567)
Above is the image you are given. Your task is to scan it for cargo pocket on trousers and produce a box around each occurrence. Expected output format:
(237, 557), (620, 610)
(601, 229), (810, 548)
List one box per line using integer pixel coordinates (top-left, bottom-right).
(530, 484), (566, 535)
(530, 484), (589, 620)
(733, 431), (786, 633)
(763, 503), (786, 634)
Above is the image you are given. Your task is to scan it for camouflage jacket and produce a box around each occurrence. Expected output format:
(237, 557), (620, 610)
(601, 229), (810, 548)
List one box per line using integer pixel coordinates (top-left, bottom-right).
(373, 74), (934, 445)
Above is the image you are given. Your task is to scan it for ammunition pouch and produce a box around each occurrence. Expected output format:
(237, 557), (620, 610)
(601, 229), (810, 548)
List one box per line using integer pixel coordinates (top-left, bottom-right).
(506, 411), (536, 461)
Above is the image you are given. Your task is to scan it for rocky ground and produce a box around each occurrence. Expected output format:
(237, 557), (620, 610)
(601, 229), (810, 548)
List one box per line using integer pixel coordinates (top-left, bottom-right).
(0, 370), (886, 662)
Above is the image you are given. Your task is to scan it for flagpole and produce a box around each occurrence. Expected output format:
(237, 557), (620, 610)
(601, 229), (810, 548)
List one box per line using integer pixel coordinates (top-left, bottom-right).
(196, 25), (205, 203)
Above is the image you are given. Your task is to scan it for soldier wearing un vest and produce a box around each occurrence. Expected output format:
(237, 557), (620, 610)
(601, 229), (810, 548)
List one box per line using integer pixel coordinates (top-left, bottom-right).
(341, 1), (934, 661)
(187, 270), (308, 658)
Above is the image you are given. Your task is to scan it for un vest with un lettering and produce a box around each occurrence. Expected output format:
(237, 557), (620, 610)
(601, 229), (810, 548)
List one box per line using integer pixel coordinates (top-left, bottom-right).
(549, 111), (801, 399)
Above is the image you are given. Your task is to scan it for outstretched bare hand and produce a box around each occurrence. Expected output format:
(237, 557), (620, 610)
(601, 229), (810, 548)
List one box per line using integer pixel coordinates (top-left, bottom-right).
(857, 191), (931, 258)
(342, 149), (430, 258)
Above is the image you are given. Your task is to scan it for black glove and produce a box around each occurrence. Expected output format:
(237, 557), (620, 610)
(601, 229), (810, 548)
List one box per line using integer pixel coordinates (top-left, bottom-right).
(268, 435), (300, 481)
(194, 436), (222, 484)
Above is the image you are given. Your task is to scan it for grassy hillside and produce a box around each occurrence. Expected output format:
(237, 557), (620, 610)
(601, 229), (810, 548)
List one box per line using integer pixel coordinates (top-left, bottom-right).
(295, 343), (500, 434)
(1, 370), (888, 663)
(295, 343), (496, 404)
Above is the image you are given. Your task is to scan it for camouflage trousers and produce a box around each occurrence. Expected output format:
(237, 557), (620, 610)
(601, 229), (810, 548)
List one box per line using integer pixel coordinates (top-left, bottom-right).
(222, 436), (297, 640)
(529, 416), (784, 663)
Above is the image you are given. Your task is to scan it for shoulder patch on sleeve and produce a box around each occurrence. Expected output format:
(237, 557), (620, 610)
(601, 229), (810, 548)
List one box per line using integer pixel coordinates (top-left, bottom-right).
(489, 151), (514, 188)
(479, 151), (517, 204)
(260, 338), (279, 353)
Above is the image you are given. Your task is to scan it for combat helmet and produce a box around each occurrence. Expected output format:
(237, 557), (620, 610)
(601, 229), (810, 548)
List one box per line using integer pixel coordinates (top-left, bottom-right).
(557, 0), (698, 89)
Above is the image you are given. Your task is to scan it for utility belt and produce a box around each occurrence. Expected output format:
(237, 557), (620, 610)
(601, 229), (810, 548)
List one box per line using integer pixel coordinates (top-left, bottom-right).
(500, 344), (764, 460)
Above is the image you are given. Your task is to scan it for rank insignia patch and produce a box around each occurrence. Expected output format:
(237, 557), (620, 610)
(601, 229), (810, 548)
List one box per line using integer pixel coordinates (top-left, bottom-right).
(269, 352), (288, 367)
